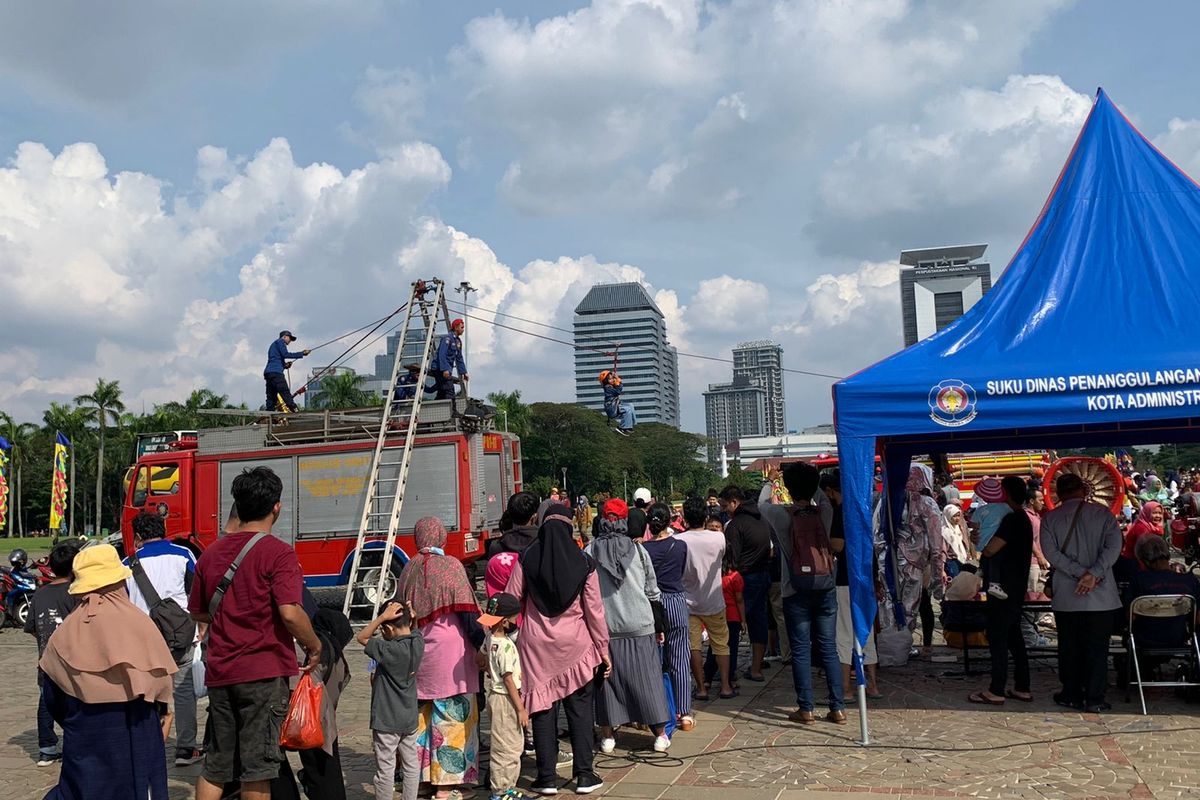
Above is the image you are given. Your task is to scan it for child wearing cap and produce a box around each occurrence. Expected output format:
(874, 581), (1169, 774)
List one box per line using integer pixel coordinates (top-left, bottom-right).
(969, 478), (1012, 600)
(479, 592), (527, 800)
(357, 601), (424, 800)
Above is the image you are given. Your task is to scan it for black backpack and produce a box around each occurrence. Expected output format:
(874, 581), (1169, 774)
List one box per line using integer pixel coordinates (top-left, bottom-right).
(787, 505), (835, 593)
(130, 556), (197, 660)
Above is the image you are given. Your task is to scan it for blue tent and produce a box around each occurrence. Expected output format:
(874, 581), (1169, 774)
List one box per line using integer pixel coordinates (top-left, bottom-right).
(833, 89), (1200, 719)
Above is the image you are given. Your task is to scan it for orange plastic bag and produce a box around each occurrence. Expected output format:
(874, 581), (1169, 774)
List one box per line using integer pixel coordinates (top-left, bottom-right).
(279, 672), (325, 750)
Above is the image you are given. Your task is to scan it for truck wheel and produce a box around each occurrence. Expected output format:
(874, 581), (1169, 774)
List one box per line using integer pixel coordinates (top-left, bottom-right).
(352, 553), (403, 618)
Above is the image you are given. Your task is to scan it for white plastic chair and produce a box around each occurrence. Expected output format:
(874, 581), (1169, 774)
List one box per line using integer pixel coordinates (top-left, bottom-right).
(1127, 594), (1200, 715)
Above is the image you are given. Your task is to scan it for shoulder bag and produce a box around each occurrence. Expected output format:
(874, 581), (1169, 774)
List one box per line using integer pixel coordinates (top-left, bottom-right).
(1043, 502), (1084, 600)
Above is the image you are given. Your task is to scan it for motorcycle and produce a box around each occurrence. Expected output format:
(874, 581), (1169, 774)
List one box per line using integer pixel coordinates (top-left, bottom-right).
(0, 549), (46, 628)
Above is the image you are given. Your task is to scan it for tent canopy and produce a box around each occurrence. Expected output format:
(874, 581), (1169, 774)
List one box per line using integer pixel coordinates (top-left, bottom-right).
(832, 88), (1200, 656)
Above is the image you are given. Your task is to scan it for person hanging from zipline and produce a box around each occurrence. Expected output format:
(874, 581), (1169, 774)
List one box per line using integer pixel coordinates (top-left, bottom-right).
(430, 318), (468, 404)
(598, 370), (636, 435)
(264, 330), (309, 412)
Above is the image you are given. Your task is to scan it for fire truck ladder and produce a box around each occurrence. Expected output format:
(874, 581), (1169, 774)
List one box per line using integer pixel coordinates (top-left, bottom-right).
(342, 278), (453, 619)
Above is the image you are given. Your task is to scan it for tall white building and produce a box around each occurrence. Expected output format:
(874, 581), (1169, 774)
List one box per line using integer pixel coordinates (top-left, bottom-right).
(899, 244), (992, 347)
(703, 376), (766, 465)
(574, 283), (681, 427)
(732, 341), (785, 436)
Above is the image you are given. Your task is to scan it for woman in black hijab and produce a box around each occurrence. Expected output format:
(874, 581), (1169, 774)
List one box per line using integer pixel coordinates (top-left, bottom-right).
(506, 505), (611, 795)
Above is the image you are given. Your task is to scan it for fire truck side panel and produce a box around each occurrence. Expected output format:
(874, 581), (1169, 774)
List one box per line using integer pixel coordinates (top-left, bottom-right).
(295, 443), (459, 539)
(218, 457), (297, 546)
(483, 453), (503, 527)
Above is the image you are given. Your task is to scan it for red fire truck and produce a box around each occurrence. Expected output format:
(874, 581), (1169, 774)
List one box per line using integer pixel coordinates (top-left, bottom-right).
(120, 403), (522, 590)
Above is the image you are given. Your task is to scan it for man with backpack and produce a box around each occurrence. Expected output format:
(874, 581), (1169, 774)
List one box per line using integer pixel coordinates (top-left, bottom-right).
(125, 510), (203, 766)
(761, 462), (846, 725)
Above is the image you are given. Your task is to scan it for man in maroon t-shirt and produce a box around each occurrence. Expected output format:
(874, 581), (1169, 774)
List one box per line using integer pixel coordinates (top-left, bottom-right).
(190, 466), (322, 800)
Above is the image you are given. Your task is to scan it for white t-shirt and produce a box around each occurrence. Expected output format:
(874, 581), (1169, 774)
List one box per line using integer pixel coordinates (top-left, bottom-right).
(675, 529), (726, 616)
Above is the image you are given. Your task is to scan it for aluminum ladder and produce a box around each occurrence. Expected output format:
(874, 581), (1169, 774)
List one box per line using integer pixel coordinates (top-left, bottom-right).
(342, 278), (453, 619)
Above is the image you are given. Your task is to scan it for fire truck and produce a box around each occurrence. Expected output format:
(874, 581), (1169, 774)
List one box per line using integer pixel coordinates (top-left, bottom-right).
(119, 401), (522, 591)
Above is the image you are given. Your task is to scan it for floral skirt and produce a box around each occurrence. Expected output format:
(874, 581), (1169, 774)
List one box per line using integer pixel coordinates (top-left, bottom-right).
(416, 693), (479, 786)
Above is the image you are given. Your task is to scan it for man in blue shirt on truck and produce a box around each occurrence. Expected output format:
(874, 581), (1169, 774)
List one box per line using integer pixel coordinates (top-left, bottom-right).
(264, 330), (308, 412)
(430, 319), (468, 402)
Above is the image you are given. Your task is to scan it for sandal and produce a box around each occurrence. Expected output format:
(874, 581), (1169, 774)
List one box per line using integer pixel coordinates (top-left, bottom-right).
(692, 687), (711, 702)
(866, 690), (884, 700)
(967, 691), (1005, 706)
(743, 672), (766, 683)
(718, 689), (739, 699)
(1005, 690), (1034, 702)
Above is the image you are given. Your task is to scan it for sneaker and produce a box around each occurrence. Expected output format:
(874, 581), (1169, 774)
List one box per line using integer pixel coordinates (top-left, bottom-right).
(986, 583), (1009, 600)
(524, 737), (536, 757)
(556, 748), (573, 766)
(575, 772), (604, 794)
(174, 748), (205, 767)
(599, 737), (616, 755)
(36, 752), (61, 767)
(653, 734), (671, 752)
(528, 782), (558, 796)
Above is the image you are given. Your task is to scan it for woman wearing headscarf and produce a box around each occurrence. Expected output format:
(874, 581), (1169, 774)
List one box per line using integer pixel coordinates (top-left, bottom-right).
(585, 499), (672, 755)
(40, 543), (177, 800)
(640, 501), (693, 731)
(941, 505), (970, 577)
(396, 517), (483, 800)
(900, 464), (946, 658)
(1139, 475), (1170, 505)
(1122, 501), (1166, 560)
(505, 504), (610, 796)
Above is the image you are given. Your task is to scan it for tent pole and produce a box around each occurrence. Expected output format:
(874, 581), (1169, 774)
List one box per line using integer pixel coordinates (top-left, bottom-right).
(855, 641), (869, 745)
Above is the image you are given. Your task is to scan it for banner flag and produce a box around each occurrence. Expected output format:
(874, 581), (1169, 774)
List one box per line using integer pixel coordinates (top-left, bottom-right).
(0, 436), (10, 529)
(50, 432), (69, 531)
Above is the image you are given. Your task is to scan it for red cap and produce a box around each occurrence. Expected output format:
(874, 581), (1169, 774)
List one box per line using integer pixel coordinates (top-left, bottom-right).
(451, 318), (465, 330)
(603, 498), (629, 520)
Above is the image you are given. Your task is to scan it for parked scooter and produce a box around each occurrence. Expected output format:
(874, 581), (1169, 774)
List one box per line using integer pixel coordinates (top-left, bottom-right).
(0, 549), (43, 628)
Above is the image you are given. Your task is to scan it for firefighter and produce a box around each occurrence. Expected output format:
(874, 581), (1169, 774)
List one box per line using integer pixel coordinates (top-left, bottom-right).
(430, 318), (468, 401)
(394, 364), (422, 401)
(264, 330), (308, 412)
(599, 370), (636, 434)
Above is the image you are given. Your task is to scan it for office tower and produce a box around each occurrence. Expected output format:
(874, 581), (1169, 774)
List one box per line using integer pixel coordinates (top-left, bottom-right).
(732, 340), (785, 436)
(703, 375), (767, 465)
(899, 244), (992, 347)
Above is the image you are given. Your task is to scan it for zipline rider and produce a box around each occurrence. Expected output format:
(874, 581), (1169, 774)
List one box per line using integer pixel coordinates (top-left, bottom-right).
(264, 330), (309, 412)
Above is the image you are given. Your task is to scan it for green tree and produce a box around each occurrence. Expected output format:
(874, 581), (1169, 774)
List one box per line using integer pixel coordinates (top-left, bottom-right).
(75, 378), (125, 535)
(487, 390), (531, 437)
(157, 388), (233, 429)
(311, 371), (373, 410)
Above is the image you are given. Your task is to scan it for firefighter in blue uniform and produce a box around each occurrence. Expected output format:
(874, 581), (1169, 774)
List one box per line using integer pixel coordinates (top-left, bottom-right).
(394, 364), (421, 401)
(430, 318), (468, 401)
(264, 330), (308, 412)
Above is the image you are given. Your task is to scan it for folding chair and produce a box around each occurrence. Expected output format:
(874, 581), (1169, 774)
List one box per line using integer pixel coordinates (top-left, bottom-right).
(1126, 594), (1200, 715)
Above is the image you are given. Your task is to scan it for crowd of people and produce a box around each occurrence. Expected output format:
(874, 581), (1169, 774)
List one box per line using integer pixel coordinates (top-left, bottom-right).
(22, 455), (1200, 799)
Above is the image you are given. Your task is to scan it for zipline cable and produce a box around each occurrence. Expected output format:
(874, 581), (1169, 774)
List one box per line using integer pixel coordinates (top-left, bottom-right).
(296, 303), (408, 393)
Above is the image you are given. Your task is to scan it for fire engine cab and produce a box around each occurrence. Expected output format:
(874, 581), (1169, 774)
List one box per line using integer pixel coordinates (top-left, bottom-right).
(120, 401), (521, 589)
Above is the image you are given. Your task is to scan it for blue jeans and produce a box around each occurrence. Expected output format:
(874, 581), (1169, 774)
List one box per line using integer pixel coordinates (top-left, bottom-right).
(605, 401), (636, 430)
(36, 670), (57, 754)
(783, 589), (845, 713)
(741, 571), (771, 645)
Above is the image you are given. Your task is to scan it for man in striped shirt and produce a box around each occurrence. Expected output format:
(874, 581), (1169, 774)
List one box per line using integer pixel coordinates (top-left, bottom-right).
(125, 511), (203, 767)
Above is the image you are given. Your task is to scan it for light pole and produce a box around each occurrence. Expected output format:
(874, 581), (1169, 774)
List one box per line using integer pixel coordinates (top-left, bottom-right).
(502, 409), (509, 433)
(455, 280), (477, 366)
(561, 467), (568, 500)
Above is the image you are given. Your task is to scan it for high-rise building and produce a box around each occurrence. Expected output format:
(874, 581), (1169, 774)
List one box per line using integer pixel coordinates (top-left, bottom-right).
(703, 375), (766, 465)
(574, 282), (681, 427)
(899, 244), (992, 347)
(732, 341), (785, 436)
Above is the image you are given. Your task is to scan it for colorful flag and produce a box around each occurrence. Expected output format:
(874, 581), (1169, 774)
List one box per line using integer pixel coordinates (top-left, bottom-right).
(50, 432), (69, 531)
(0, 436), (10, 529)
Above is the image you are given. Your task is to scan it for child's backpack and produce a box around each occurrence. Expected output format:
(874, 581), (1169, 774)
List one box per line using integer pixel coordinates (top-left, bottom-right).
(787, 505), (835, 593)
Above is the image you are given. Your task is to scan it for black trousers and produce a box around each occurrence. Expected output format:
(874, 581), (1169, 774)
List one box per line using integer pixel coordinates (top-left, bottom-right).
(531, 680), (594, 784)
(919, 588), (935, 648)
(986, 599), (1030, 696)
(264, 372), (296, 412)
(1056, 609), (1115, 705)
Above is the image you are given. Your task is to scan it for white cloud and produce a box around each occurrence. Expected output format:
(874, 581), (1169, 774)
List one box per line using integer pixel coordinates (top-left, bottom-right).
(812, 74), (1092, 256)
(452, 0), (1073, 215)
(1153, 118), (1200, 181)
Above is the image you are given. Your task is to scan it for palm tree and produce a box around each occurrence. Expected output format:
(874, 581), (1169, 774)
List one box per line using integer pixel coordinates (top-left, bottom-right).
(487, 390), (530, 436)
(0, 413), (38, 536)
(159, 388), (232, 428)
(75, 379), (125, 535)
(312, 371), (373, 410)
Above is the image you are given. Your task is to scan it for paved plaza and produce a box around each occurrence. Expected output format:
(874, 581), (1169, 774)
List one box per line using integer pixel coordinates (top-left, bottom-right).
(2, 625), (1198, 800)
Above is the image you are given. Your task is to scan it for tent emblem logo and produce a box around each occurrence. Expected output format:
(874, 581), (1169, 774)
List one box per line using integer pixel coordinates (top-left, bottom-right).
(928, 380), (977, 427)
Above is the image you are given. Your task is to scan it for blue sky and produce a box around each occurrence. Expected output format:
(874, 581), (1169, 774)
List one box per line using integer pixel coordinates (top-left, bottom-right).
(4, 1), (1200, 432)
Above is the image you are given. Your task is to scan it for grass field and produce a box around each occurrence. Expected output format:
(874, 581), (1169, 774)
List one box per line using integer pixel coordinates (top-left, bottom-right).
(0, 536), (99, 557)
